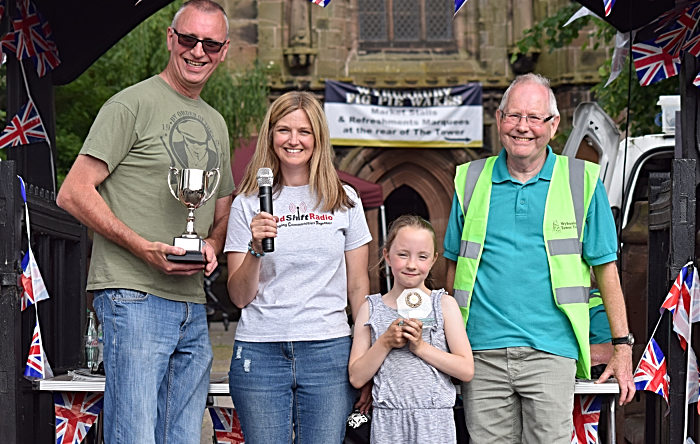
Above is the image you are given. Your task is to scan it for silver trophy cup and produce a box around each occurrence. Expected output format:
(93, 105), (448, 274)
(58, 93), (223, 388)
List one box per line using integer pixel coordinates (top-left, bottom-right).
(166, 167), (221, 263)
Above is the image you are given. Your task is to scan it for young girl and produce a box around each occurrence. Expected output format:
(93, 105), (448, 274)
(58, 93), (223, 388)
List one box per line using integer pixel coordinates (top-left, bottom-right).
(349, 215), (474, 444)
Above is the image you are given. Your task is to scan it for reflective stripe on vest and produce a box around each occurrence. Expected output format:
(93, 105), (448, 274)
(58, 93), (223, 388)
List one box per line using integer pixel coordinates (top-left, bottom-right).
(452, 154), (599, 379)
(589, 291), (603, 309)
(452, 158), (491, 311)
(452, 157), (495, 320)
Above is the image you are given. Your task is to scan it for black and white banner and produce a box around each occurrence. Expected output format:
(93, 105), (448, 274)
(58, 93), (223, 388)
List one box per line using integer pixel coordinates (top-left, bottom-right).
(324, 80), (483, 148)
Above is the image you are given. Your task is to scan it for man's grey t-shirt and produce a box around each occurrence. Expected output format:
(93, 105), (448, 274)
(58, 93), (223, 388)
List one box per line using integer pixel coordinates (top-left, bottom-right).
(224, 185), (372, 342)
(80, 76), (235, 303)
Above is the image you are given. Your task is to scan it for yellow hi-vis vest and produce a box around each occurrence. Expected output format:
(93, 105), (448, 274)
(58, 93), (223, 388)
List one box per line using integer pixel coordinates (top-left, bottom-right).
(452, 154), (600, 379)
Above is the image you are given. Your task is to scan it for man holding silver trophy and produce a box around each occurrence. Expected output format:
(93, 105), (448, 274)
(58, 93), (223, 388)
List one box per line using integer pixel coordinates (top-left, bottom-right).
(56, 1), (235, 442)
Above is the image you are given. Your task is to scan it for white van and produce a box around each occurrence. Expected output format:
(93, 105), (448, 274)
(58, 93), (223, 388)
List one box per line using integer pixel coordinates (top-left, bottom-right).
(562, 98), (677, 231)
(562, 98), (677, 371)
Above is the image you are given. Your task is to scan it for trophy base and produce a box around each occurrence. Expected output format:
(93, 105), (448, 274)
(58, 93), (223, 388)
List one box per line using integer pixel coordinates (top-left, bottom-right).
(166, 251), (205, 263)
(167, 237), (205, 263)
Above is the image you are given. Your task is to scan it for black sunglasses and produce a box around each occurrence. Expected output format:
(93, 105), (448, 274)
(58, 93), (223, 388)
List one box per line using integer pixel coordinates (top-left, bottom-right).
(172, 29), (226, 54)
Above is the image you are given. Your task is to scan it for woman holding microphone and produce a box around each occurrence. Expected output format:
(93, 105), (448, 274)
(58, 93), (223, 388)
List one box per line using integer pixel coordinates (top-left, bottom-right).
(224, 91), (372, 443)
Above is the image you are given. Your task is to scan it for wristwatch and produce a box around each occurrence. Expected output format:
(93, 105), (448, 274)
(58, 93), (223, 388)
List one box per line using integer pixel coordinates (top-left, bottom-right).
(611, 333), (635, 346)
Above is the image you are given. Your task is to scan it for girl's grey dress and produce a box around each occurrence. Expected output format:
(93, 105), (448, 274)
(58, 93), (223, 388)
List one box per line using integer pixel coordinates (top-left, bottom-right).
(366, 289), (457, 444)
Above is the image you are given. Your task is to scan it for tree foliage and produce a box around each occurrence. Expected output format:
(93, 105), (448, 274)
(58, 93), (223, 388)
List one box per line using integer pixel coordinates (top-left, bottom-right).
(511, 3), (677, 137)
(54, 1), (269, 184)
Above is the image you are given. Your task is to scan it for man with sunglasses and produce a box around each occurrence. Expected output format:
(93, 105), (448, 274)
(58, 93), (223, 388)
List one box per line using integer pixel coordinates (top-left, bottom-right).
(443, 74), (634, 443)
(57, 1), (234, 442)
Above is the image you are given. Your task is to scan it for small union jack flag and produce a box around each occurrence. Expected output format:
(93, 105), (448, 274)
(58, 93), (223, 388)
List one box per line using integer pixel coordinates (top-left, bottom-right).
(306, 0), (330, 6)
(0, 99), (48, 148)
(571, 394), (601, 444)
(24, 313), (53, 380)
(683, 29), (700, 57)
(661, 264), (693, 349)
(18, 175), (50, 311)
(20, 249), (50, 310)
(32, 31), (59, 77)
(31, 6), (59, 77)
(1, 0), (60, 76)
(653, 1), (700, 32)
(603, 0), (616, 17)
(208, 407), (245, 444)
(1, 30), (17, 57)
(634, 338), (670, 404)
(632, 39), (681, 86)
(654, 4), (700, 57)
(54, 392), (104, 444)
(455, 0), (468, 16)
(689, 264), (700, 323)
(12, 0), (49, 60)
(687, 346), (700, 406)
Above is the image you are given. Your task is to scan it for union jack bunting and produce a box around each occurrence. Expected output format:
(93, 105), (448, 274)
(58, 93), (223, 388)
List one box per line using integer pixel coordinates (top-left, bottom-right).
(687, 347), (700, 406)
(208, 407), (245, 444)
(632, 39), (681, 86)
(653, 1), (700, 32)
(634, 338), (670, 404)
(32, 20), (59, 77)
(571, 394), (601, 444)
(18, 175), (49, 309)
(0, 99), (48, 148)
(12, 0), (49, 60)
(1, 0), (60, 76)
(306, 0), (330, 7)
(33, 42), (59, 77)
(31, 6), (59, 77)
(1, 31), (17, 56)
(20, 249), (50, 310)
(683, 29), (700, 57)
(455, 0), (468, 16)
(689, 266), (700, 323)
(654, 4), (700, 57)
(606, 31), (634, 87)
(54, 392), (104, 444)
(23, 313), (53, 380)
(603, 0), (616, 17)
(661, 264), (693, 349)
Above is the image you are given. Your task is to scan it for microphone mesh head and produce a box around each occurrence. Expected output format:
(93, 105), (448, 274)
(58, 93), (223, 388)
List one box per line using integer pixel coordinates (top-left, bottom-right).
(256, 167), (274, 187)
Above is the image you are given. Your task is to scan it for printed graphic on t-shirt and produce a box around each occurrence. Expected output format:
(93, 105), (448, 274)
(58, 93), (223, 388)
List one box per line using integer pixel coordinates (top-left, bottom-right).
(160, 112), (221, 171)
(277, 200), (334, 228)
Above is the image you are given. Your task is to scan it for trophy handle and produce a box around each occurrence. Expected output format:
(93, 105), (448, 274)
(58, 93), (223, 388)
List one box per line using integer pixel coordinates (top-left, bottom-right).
(168, 167), (180, 201)
(201, 168), (221, 205)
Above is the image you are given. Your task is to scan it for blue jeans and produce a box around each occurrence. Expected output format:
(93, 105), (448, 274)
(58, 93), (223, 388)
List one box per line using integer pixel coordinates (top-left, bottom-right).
(94, 289), (213, 444)
(229, 337), (356, 444)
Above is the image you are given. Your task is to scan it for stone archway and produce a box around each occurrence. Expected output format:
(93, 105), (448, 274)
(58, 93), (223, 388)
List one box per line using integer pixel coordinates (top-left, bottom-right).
(340, 148), (476, 293)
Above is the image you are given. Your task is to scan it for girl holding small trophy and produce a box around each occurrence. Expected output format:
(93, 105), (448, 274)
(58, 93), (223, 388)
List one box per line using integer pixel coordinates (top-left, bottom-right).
(349, 215), (474, 444)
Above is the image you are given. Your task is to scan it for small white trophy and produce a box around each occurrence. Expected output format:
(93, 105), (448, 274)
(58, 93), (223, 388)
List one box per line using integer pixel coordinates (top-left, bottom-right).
(397, 288), (435, 327)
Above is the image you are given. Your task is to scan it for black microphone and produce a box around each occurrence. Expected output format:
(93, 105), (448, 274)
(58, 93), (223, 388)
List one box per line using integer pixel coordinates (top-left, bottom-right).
(257, 167), (274, 253)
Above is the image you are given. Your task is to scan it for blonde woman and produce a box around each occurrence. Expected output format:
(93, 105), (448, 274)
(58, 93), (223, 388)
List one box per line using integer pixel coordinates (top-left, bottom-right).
(224, 91), (372, 443)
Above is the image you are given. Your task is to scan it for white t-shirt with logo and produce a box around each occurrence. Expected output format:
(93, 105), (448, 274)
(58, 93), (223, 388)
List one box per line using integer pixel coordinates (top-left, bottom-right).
(224, 185), (372, 342)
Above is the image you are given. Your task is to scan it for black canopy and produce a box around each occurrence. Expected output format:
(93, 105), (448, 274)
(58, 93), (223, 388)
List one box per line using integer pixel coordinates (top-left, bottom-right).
(32, 0), (174, 85)
(574, 0), (675, 32)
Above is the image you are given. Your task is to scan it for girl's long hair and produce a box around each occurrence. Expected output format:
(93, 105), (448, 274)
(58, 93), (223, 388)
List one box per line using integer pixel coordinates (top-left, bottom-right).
(237, 91), (354, 213)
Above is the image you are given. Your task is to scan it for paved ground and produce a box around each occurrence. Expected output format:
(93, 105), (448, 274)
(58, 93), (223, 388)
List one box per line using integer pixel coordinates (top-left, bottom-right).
(200, 321), (237, 444)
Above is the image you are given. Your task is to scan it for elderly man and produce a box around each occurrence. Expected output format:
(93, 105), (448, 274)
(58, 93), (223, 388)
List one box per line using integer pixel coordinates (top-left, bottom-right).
(56, 1), (234, 442)
(444, 73), (634, 443)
